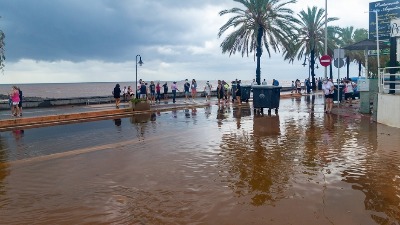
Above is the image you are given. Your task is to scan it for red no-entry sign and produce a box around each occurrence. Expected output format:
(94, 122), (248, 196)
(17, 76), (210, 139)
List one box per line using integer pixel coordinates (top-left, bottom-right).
(320, 55), (332, 67)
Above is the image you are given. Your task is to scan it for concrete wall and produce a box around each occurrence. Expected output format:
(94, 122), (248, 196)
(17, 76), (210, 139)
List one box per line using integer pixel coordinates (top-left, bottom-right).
(377, 93), (400, 128)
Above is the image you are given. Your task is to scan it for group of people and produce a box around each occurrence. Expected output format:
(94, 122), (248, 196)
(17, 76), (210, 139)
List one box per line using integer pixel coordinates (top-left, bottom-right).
(321, 78), (357, 113)
(9, 86), (23, 117)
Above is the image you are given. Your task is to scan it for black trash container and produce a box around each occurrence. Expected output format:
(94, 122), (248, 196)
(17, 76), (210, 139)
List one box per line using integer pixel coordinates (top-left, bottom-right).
(333, 84), (344, 102)
(318, 80), (322, 90)
(241, 85), (251, 102)
(252, 85), (281, 114)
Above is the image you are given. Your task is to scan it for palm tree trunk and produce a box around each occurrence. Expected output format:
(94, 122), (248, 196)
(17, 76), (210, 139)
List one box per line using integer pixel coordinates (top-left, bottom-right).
(329, 64), (333, 80)
(310, 49), (316, 90)
(346, 56), (350, 79)
(256, 26), (263, 85)
(358, 61), (361, 76)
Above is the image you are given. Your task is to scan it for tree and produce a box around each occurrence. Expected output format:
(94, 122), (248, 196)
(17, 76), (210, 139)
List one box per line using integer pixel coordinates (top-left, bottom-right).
(218, 0), (297, 84)
(285, 6), (339, 89)
(340, 27), (368, 78)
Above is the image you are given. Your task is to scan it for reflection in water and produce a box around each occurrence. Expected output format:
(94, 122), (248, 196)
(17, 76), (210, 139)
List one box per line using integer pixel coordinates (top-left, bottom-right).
(0, 136), (9, 197)
(113, 118), (122, 126)
(1, 97), (400, 224)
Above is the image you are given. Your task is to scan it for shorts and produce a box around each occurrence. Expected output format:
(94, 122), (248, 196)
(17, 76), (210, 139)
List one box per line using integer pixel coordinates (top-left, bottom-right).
(185, 91), (190, 96)
(345, 92), (353, 99)
(140, 94), (147, 99)
(150, 92), (156, 97)
(12, 101), (19, 106)
(325, 94), (334, 99)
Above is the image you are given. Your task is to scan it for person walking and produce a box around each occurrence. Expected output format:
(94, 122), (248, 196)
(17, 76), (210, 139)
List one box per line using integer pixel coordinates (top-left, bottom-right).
(296, 79), (302, 93)
(140, 82), (147, 100)
(223, 81), (231, 103)
(191, 79), (197, 102)
(128, 86), (133, 99)
(344, 79), (356, 106)
(291, 81), (295, 93)
(171, 81), (179, 103)
(184, 79), (190, 103)
(204, 81), (212, 102)
(217, 80), (225, 105)
(18, 87), (23, 116)
(235, 80), (242, 105)
(262, 79), (267, 85)
(156, 82), (161, 103)
(149, 81), (156, 104)
(163, 82), (168, 100)
(122, 86), (128, 102)
(10, 86), (20, 117)
(113, 83), (121, 109)
(322, 78), (334, 113)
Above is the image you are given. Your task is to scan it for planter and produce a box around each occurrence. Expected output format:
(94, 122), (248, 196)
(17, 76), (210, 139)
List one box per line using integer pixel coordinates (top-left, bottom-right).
(129, 101), (150, 111)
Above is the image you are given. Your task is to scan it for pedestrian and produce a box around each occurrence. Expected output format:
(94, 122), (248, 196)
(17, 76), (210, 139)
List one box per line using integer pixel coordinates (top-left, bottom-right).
(235, 80), (242, 105)
(122, 86), (127, 102)
(273, 79), (279, 86)
(262, 79), (267, 85)
(113, 83), (121, 109)
(137, 79), (142, 97)
(149, 81), (156, 104)
(163, 82), (168, 100)
(140, 82), (147, 100)
(223, 81), (230, 103)
(191, 79), (197, 102)
(10, 86), (20, 117)
(204, 81), (212, 102)
(344, 79), (356, 106)
(217, 80), (225, 105)
(322, 78), (335, 113)
(156, 82), (161, 103)
(128, 86), (134, 99)
(296, 79), (302, 93)
(171, 81), (179, 103)
(291, 81), (295, 93)
(18, 86), (23, 116)
(251, 78), (257, 86)
(184, 79), (190, 103)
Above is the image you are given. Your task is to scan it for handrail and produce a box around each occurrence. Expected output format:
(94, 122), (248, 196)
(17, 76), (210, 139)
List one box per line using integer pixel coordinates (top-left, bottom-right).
(378, 67), (400, 94)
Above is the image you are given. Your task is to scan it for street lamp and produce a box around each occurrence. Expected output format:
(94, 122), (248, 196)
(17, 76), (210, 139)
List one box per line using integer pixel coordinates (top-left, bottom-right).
(135, 55), (143, 98)
(324, 0), (328, 79)
(302, 56), (319, 81)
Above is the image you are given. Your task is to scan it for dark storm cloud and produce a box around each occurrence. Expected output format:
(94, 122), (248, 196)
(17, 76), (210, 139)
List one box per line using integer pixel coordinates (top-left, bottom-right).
(0, 0), (233, 62)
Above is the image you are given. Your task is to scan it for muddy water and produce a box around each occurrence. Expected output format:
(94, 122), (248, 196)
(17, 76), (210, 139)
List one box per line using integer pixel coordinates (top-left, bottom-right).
(0, 95), (400, 224)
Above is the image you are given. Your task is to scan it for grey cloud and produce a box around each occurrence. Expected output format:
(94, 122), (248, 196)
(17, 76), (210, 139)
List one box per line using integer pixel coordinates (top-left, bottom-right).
(0, 0), (233, 62)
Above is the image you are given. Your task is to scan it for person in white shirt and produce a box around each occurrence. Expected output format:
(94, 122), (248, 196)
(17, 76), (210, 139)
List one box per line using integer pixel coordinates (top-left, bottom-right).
(344, 79), (356, 106)
(322, 78), (335, 113)
(204, 81), (212, 102)
(261, 79), (267, 85)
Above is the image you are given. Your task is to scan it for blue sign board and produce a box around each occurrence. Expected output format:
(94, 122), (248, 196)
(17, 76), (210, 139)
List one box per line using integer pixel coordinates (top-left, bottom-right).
(369, 0), (400, 40)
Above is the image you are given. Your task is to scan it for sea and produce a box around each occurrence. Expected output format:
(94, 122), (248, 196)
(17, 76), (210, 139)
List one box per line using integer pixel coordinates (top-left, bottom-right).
(0, 80), (292, 99)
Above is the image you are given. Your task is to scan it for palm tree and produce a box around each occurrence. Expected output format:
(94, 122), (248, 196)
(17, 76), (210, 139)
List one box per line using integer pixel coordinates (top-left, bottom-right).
(285, 6), (339, 89)
(218, 0), (297, 84)
(340, 27), (368, 78)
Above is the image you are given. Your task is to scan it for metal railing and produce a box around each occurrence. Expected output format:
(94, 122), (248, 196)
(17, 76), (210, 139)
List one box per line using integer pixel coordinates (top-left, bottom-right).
(378, 67), (400, 94)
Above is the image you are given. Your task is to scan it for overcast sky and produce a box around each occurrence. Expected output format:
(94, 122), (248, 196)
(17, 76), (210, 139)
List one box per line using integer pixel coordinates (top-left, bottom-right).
(0, 0), (371, 84)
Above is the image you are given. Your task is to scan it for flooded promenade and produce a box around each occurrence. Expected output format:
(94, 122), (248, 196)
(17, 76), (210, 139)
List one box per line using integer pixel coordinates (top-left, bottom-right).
(0, 94), (400, 224)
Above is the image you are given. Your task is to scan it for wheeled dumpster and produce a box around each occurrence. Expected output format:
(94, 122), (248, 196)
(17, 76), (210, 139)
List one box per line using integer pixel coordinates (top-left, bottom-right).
(252, 85), (281, 115)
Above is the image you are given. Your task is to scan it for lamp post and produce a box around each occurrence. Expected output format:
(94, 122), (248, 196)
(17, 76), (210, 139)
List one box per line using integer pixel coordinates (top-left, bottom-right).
(135, 55), (143, 99)
(324, 0), (328, 79)
(302, 56), (319, 93)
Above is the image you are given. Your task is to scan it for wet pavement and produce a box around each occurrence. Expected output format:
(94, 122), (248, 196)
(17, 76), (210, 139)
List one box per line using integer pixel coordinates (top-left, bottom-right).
(0, 94), (400, 224)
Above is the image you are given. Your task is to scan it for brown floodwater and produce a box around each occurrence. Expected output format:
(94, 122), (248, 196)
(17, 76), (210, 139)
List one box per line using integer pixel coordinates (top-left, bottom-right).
(0, 94), (400, 224)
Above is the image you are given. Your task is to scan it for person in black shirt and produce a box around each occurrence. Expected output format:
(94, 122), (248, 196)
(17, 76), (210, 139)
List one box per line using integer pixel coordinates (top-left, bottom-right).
(113, 84), (121, 109)
(162, 82), (168, 100)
